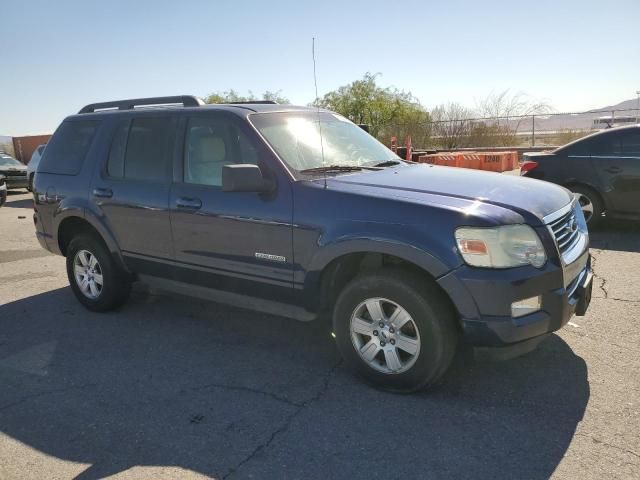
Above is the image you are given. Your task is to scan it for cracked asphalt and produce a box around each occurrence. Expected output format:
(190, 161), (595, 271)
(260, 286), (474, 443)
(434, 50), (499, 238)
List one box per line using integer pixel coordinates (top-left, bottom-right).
(0, 191), (639, 479)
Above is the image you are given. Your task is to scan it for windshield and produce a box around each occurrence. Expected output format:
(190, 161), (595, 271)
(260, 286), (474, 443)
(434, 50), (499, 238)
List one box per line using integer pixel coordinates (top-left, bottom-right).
(0, 156), (23, 167)
(250, 111), (400, 173)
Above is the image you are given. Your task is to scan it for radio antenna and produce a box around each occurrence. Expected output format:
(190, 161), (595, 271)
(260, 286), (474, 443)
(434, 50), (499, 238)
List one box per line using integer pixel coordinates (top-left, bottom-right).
(312, 37), (327, 188)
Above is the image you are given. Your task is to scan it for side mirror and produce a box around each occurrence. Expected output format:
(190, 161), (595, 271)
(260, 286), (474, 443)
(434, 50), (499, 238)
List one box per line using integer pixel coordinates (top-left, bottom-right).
(222, 164), (273, 192)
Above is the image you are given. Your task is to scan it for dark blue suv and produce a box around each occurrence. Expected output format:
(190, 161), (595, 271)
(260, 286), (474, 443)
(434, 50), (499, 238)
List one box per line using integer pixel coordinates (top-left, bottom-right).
(33, 96), (593, 391)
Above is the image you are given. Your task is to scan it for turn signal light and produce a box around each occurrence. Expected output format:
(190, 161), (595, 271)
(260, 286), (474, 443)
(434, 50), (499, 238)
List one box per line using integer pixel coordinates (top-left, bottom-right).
(457, 239), (488, 255)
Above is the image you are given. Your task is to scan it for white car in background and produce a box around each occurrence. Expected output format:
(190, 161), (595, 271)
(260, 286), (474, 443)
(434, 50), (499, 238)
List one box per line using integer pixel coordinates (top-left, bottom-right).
(27, 144), (46, 191)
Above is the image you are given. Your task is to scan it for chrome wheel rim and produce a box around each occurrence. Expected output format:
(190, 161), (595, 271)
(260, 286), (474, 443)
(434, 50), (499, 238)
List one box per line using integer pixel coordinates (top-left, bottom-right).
(350, 297), (421, 374)
(73, 250), (103, 299)
(577, 194), (594, 223)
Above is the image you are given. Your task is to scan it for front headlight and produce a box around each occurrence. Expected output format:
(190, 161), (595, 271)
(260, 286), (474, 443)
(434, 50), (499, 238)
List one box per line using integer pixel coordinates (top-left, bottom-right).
(455, 225), (546, 268)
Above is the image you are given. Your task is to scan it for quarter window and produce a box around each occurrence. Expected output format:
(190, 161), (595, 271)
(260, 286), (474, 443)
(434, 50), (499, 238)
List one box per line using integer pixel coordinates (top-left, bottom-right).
(38, 120), (98, 175)
(184, 117), (259, 187)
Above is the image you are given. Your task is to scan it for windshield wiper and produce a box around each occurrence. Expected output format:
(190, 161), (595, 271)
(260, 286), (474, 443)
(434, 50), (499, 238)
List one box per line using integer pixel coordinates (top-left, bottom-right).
(368, 160), (403, 168)
(299, 165), (378, 174)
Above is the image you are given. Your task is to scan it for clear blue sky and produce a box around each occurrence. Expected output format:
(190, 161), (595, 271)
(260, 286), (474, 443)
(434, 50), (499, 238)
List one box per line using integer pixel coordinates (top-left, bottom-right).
(2, 0), (639, 135)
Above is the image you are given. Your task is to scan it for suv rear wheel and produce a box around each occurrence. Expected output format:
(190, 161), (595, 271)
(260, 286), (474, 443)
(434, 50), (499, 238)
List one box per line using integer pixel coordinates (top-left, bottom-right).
(66, 234), (131, 312)
(333, 269), (457, 392)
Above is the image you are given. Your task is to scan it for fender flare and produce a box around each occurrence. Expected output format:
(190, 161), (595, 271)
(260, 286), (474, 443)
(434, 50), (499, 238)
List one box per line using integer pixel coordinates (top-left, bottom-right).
(302, 237), (478, 320)
(303, 237), (456, 302)
(53, 202), (129, 272)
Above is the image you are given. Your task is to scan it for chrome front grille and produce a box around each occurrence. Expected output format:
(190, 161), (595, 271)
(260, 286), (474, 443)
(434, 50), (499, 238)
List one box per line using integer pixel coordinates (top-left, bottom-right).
(549, 209), (580, 254)
(544, 200), (588, 265)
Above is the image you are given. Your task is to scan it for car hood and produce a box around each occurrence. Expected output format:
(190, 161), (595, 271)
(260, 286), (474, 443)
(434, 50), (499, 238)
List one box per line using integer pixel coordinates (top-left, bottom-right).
(327, 164), (572, 221)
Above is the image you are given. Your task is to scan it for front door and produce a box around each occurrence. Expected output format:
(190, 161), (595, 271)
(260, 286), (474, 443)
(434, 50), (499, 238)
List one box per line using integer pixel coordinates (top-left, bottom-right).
(592, 129), (640, 215)
(169, 112), (294, 301)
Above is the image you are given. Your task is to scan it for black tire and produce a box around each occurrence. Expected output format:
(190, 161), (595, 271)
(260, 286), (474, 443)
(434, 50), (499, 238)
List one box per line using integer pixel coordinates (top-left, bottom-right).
(66, 233), (131, 312)
(569, 185), (603, 226)
(333, 268), (458, 393)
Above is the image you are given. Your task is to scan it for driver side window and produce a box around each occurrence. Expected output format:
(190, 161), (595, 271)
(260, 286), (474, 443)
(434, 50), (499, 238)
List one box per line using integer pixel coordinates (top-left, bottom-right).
(184, 116), (259, 187)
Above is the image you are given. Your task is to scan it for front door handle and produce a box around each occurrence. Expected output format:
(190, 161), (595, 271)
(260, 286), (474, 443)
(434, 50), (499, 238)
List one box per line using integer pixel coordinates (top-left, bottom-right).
(605, 166), (622, 174)
(93, 187), (113, 198)
(176, 197), (202, 209)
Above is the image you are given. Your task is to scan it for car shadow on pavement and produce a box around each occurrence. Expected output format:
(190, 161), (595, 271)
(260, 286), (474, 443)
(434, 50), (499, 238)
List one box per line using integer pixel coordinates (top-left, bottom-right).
(3, 194), (33, 209)
(0, 287), (589, 480)
(589, 219), (640, 253)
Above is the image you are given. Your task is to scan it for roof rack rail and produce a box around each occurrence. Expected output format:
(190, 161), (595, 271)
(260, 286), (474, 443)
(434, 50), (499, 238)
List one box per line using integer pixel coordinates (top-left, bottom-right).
(78, 95), (205, 114)
(223, 100), (278, 105)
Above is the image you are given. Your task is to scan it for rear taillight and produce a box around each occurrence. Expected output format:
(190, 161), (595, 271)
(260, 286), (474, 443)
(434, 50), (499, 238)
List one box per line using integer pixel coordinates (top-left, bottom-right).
(520, 161), (538, 176)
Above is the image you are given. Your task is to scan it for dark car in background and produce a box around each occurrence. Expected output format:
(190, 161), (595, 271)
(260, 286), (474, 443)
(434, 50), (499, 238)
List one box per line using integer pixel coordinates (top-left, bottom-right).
(521, 125), (640, 225)
(33, 96), (592, 392)
(0, 153), (28, 190)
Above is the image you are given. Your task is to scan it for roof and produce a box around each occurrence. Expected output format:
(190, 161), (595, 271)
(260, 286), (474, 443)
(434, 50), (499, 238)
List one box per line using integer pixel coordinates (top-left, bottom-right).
(556, 123), (640, 151)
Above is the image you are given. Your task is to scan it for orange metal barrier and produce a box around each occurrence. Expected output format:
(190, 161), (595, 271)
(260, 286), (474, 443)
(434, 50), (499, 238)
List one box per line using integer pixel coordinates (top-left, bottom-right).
(415, 151), (518, 172)
(417, 154), (437, 164)
(436, 153), (458, 167)
(455, 152), (482, 170)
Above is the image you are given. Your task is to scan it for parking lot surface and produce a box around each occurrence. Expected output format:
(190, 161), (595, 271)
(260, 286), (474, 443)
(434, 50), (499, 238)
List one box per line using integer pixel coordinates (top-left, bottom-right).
(0, 191), (639, 479)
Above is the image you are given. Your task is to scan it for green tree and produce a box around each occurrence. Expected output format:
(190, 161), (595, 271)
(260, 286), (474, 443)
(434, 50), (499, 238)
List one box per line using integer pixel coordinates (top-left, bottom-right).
(313, 73), (429, 145)
(204, 89), (289, 104)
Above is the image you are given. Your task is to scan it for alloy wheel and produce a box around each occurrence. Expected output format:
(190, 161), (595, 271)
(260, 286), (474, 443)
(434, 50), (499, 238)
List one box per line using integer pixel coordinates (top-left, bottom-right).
(350, 297), (421, 374)
(73, 249), (103, 299)
(577, 194), (594, 223)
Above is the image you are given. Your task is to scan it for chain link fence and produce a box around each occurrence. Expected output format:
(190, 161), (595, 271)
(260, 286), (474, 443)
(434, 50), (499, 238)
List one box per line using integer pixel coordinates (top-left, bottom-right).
(381, 107), (640, 150)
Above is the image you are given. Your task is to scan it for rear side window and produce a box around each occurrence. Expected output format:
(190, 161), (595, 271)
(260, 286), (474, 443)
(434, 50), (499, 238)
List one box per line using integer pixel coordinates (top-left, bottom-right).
(620, 130), (640, 156)
(562, 132), (621, 156)
(38, 120), (98, 175)
(106, 117), (174, 181)
(107, 121), (128, 177)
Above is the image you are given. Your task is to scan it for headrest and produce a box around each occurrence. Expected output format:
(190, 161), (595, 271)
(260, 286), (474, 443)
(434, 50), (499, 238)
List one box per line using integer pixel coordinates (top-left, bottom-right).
(194, 135), (226, 163)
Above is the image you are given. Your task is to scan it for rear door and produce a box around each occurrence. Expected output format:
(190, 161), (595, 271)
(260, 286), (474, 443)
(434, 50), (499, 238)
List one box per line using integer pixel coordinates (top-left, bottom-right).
(92, 114), (176, 266)
(592, 129), (640, 215)
(169, 111), (295, 301)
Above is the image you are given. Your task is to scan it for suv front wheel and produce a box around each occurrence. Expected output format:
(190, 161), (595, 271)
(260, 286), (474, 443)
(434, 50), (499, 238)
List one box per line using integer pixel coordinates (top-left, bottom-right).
(66, 234), (132, 312)
(333, 269), (458, 392)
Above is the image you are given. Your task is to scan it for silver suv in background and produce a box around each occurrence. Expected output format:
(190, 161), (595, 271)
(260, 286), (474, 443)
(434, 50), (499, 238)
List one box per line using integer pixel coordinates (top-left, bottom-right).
(27, 144), (46, 191)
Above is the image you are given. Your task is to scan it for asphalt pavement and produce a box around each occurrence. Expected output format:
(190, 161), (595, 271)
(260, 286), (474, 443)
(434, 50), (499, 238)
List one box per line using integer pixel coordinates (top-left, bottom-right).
(0, 191), (638, 479)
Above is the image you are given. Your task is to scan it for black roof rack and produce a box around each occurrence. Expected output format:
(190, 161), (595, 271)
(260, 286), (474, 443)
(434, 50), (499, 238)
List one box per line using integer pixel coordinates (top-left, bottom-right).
(223, 101), (278, 105)
(78, 95), (205, 114)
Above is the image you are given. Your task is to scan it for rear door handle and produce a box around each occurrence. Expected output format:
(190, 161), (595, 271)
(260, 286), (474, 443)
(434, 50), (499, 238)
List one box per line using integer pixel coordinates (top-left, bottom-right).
(45, 187), (59, 204)
(605, 166), (622, 174)
(93, 187), (113, 198)
(176, 197), (202, 209)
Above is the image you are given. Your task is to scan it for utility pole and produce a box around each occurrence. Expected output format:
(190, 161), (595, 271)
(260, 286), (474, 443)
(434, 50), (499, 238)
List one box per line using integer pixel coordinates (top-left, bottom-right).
(531, 114), (535, 147)
(636, 90), (640, 123)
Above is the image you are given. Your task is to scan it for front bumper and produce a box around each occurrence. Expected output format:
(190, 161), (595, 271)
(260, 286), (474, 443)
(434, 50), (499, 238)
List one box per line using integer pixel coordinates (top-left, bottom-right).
(438, 250), (591, 347)
(5, 175), (28, 189)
